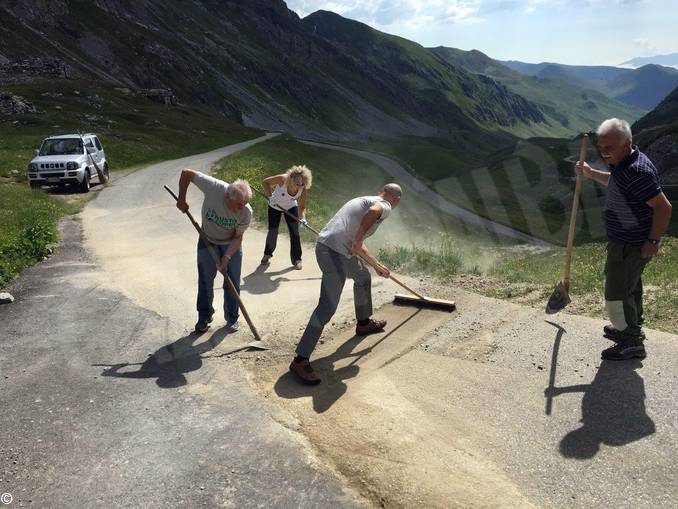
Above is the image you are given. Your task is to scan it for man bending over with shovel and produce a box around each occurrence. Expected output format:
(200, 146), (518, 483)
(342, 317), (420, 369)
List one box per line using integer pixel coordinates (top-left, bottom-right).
(176, 169), (253, 334)
(576, 118), (672, 360)
(290, 183), (402, 385)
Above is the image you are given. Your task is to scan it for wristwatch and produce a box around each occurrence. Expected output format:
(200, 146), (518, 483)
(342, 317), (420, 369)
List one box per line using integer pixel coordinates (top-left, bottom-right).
(647, 238), (661, 246)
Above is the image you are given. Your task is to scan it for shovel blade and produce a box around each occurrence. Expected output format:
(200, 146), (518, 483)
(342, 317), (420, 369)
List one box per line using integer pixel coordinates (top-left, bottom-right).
(545, 281), (571, 314)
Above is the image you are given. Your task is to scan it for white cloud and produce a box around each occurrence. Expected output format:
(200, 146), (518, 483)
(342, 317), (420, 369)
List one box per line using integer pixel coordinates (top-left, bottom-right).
(632, 38), (658, 56)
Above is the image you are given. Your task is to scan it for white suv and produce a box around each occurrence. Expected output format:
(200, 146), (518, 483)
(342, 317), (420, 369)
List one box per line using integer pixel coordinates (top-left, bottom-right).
(27, 133), (109, 192)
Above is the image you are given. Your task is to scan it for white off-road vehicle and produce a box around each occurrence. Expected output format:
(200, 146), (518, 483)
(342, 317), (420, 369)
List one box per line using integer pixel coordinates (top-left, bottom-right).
(27, 133), (109, 192)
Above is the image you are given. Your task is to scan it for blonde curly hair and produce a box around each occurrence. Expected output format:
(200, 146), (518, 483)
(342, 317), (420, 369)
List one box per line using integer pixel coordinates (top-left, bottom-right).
(284, 165), (313, 189)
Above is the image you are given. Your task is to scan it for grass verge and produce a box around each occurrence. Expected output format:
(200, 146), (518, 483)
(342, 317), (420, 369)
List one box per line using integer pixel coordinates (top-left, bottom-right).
(380, 237), (678, 334)
(212, 135), (510, 254)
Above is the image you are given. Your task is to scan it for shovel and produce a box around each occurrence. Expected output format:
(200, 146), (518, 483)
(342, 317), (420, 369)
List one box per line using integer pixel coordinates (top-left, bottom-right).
(164, 185), (269, 350)
(545, 134), (588, 314)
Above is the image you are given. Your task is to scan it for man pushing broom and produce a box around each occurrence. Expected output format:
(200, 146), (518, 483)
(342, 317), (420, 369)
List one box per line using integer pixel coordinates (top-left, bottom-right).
(289, 184), (402, 385)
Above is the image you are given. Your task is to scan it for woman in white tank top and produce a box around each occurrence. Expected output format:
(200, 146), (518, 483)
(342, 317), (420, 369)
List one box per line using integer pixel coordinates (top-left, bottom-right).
(261, 165), (313, 269)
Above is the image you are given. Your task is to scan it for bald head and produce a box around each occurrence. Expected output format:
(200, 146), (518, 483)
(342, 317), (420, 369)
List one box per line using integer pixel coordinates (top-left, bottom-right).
(380, 183), (402, 207)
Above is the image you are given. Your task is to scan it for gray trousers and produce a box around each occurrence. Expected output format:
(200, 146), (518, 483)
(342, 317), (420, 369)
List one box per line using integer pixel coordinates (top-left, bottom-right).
(295, 242), (372, 358)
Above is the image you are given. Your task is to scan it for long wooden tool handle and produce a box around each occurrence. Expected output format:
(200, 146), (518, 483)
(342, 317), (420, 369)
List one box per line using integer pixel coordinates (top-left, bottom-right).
(355, 253), (426, 299)
(253, 186), (425, 299)
(563, 134), (588, 287)
(164, 185), (262, 341)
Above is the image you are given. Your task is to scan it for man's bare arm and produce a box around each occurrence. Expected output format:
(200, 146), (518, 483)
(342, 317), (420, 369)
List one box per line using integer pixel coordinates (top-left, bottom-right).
(177, 168), (197, 212)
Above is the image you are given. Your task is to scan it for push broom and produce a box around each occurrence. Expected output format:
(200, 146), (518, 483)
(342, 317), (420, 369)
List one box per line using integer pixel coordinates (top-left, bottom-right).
(165, 186), (269, 350)
(253, 187), (456, 312)
(545, 134), (588, 314)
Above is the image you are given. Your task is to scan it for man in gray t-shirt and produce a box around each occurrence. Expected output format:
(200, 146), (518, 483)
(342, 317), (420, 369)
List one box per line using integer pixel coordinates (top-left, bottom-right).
(176, 169), (253, 333)
(290, 183), (402, 386)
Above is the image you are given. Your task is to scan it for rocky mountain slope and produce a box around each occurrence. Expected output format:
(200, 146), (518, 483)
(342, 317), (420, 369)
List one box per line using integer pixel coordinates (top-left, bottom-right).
(0, 0), (541, 140)
(431, 47), (643, 135)
(0, 0), (639, 142)
(634, 85), (678, 186)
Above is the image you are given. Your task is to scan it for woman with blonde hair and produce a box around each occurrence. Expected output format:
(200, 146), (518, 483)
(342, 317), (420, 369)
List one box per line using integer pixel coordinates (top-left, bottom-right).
(261, 165), (313, 269)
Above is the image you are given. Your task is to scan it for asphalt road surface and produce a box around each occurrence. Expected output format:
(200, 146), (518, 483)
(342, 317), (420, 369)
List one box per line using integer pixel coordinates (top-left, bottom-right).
(2, 137), (676, 508)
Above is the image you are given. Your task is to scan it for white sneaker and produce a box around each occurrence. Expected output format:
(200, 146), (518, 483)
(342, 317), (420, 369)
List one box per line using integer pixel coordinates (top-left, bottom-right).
(293, 260), (302, 270)
(261, 254), (271, 265)
(226, 321), (239, 333)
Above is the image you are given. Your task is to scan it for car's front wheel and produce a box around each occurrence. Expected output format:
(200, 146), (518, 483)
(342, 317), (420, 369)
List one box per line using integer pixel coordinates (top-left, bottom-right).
(102, 163), (110, 183)
(79, 170), (91, 193)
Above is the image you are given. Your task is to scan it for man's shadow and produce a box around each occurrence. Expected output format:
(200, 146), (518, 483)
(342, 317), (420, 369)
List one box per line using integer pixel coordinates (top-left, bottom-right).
(94, 327), (239, 389)
(547, 358), (655, 459)
(273, 309), (421, 413)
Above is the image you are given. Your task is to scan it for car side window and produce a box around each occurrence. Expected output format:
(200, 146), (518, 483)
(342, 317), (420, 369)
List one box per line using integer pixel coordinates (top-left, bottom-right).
(85, 138), (95, 148)
(94, 137), (103, 151)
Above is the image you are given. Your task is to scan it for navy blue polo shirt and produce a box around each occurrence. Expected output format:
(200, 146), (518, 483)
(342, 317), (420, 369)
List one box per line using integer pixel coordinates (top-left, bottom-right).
(604, 148), (662, 246)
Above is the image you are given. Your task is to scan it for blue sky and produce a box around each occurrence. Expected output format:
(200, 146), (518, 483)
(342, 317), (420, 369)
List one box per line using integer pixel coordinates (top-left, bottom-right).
(286, 0), (677, 66)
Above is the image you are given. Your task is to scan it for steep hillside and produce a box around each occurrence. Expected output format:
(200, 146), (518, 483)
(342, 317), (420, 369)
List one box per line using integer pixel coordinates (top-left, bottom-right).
(0, 1), (556, 141)
(432, 47), (643, 135)
(503, 60), (678, 110)
(633, 86), (678, 186)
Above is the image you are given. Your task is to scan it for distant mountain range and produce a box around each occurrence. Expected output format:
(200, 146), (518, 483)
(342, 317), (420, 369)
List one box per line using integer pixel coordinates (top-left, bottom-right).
(621, 53), (678, 69)
(502, 60), (678, 110)
(431, 48), (642, 134)
(0, 0), (647, 143)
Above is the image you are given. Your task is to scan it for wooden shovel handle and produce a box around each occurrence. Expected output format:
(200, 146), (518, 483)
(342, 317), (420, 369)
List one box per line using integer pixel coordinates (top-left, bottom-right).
(164, 185), (261, 341)
(563, 134), (588, 287)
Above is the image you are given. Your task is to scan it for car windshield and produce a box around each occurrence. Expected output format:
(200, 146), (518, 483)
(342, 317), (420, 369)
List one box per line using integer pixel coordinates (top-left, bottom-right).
(39, 138), (83, 156)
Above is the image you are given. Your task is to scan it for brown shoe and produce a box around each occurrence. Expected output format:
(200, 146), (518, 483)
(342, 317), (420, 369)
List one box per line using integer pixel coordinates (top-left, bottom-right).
(289, 358), (321, 385)
(355, 318), (387, 336)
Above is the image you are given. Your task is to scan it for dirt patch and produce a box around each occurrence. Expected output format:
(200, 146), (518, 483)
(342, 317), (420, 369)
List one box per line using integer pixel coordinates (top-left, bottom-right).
(245, 302), (536, 508)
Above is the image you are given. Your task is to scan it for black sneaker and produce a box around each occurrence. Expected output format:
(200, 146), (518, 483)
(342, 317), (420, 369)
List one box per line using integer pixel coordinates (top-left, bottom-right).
(194, 315), (213, 333)
(601, 341), (646, 360)
(603, 325), (646, 343)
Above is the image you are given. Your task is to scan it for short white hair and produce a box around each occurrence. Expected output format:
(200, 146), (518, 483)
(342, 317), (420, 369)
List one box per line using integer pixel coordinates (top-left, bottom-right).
(597, 118), (632, 142)
(226, 179), (252, 202)
(382, 183), (402, 198)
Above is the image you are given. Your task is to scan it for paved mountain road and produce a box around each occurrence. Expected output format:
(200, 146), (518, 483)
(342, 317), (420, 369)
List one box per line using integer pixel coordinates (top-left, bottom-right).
(1, 137), (676, 507)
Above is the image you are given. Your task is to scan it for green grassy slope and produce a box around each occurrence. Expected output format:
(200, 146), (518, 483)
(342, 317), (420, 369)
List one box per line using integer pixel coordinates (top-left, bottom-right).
(212, 135), (512, 267)
(431, 47), (645, 135)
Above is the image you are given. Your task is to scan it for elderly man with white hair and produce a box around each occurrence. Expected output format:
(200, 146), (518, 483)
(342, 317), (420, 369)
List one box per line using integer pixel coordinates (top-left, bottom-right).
(576, 118), (672, 361)
(289, 183), (402, 385)
(176, 168), (253, 334)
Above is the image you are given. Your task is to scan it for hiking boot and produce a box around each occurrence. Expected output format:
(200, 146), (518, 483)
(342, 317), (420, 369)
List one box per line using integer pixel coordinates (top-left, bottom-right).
(355, 318), (387, 336)
(289, 358), (321, 385)
(293, 260), (303, 270)
(601, 340), (646, 361)
(603, 325), (646, 343)
(261, 254), (272, 265)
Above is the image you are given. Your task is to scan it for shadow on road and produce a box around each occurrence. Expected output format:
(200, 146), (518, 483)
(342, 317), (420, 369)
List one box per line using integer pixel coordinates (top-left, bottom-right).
(94, 327), (240, 388)
(241, 264), (319, 295)
(549, 359), (655, 459)
(273, 309), (421, 413)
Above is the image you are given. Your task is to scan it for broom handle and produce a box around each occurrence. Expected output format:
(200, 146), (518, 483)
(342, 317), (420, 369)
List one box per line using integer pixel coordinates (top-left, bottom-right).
(164, 185), (262, 341)
(253, 186), (426, 300)
(563, 134), (588, 287)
